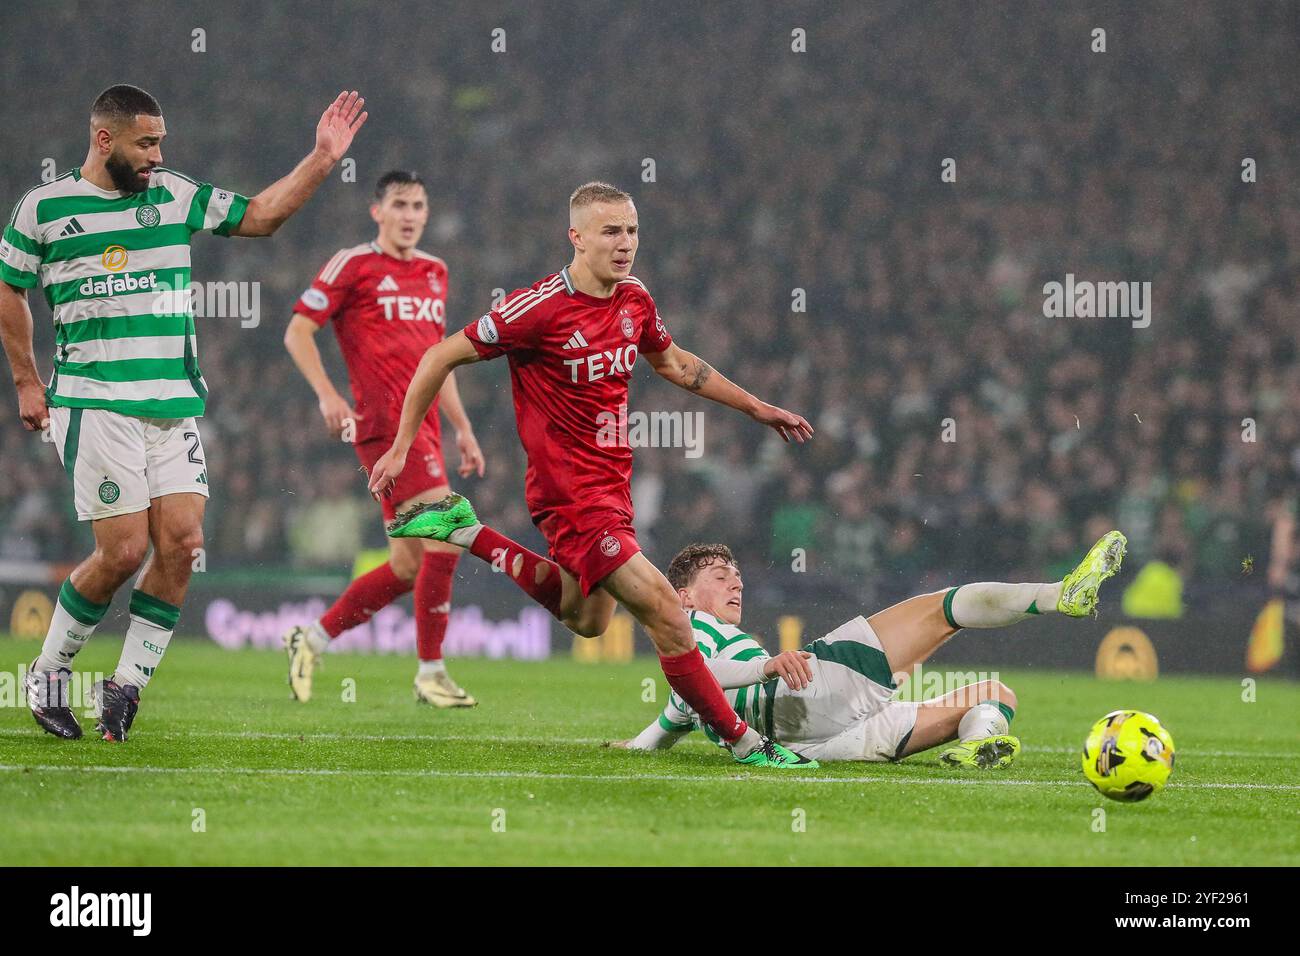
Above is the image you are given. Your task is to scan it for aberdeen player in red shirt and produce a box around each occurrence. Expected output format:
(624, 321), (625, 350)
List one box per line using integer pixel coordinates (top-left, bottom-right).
(282, 170), (485, 707)
(369, 182), (815, 767)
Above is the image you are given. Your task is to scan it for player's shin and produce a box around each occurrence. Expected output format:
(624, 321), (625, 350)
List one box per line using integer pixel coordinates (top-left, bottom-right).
(36, 578), (110, 673)
(319, 562), (414, 637)
(944, 581), (1062, 629)
(415, 551), (459, 662)
(466, 526), (564, 619)
(658, 648), (757, 749)
(113, 589), (179, 691)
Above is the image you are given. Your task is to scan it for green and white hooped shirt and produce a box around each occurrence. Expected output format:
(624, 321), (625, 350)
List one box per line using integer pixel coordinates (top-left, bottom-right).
(660, 611), (776, 744)
(0, 167), (248, 419)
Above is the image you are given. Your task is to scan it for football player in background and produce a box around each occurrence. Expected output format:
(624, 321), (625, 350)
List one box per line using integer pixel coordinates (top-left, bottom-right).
(282, 170), (484, 707)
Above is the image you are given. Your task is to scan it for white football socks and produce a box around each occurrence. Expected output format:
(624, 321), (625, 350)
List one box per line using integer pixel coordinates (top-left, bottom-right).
(946, 581), (1062, 628)
(304, 620), (331, 655)
(36, 579), (110, 673)
(732, 726), (764, 756)
(113, 589), (180, 691)
(446, 524), (482, 549)
(958, 702), (1012, 741)
(417, 659), (447, 678)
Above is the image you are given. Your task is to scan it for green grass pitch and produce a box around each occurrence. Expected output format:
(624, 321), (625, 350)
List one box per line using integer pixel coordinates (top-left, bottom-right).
(0, 635), (1296, 866)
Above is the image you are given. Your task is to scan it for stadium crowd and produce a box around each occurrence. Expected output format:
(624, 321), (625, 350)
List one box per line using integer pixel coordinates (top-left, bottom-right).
(1, 2), (1295, 604)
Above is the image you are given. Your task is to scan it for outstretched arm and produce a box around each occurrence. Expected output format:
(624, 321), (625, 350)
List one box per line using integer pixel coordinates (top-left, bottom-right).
(707, 650), (814, 691)
(232, 91), (368, 237)
(644, 341), (813, 443)
(366, 330), (480, 498)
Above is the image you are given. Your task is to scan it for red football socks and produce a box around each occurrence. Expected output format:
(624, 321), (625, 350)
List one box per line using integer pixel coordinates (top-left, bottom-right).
(659, 648), (748, 744)
(415, 551), (459, 661)
(320, 562), (413, 638)
(467, 526), (564, 619)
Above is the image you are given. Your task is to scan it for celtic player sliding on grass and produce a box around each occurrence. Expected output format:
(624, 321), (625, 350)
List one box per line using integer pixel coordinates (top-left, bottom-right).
(606, 532), (1127, 767)
(0, 85), (367, 742)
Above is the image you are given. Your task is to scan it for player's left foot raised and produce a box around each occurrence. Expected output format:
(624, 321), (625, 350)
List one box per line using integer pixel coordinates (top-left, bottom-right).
(939, 734), (1021, 769)
(1058, 530), (1127, 618)
(93, 679), (140, 743)
(414, 670), (478, 708)
(386, 493), (479, 541)
(734, 737), (819, 769)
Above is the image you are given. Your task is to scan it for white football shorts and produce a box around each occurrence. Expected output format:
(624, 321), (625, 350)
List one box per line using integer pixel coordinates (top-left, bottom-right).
(48, 406), (210, 521)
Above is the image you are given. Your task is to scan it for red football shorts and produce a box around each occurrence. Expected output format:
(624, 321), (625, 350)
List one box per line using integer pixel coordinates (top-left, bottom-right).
(355, 427), (449, 521)
(535, 505), (642, 597)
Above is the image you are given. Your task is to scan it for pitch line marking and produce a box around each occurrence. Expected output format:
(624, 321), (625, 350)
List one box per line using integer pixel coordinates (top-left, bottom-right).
(1, 763), (1297, 791)
(0, 729), (1295, 760)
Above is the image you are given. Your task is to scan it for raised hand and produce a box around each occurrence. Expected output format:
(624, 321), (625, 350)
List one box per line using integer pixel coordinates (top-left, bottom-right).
(315, 90), (368, 163)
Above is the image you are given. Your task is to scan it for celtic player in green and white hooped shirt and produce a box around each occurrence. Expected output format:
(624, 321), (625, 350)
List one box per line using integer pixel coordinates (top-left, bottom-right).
(0, 84), (368, 743)
(4, 165), (243, 417)
(615, 532), (1128, 766)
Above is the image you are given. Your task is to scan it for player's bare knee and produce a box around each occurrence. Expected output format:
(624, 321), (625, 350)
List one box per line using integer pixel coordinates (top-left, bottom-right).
(98, 537), (149, 578)
(566, 607), (608, 638)
(168, 527), (204, 563)
(389, 552), (420, 582)
(568, 619), (603, 638)
(558, 598), (606, 637)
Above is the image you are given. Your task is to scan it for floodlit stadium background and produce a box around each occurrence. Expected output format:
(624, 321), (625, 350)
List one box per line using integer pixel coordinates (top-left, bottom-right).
(1, 1), (1296, 675)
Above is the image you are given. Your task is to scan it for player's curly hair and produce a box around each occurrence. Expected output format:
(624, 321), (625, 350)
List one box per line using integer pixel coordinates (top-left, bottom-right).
(666, 543), (738, 591)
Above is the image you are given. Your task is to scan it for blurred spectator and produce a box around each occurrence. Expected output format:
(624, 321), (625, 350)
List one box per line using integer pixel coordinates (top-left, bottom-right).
(0, 1), (1295, 597)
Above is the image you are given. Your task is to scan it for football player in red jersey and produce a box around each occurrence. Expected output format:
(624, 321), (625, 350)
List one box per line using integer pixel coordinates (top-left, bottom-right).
(368, 182), (816, 767)
(282, 170), (485, 707)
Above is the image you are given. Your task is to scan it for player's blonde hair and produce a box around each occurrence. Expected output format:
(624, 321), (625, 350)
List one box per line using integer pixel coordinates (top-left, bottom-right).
(569, 181), (633, 214)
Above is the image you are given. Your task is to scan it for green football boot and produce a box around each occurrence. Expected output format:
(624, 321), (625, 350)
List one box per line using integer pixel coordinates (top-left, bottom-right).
(939, 734), (1021, 769)
(734, 737), (819, 769)
(1057, 530), (1127, 618)
(386, 492), (480, 541)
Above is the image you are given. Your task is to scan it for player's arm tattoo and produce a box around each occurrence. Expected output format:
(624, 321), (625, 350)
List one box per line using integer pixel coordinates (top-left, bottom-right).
(682, 357), (714, 391)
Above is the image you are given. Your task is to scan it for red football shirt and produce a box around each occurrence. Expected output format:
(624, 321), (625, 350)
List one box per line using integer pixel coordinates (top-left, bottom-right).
(463, 266), (673, 516)
(293, 241), (449, 445)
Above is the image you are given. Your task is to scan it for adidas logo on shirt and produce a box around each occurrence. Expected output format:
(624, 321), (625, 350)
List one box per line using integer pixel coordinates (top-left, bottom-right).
(377, 275), (400, 292)
(59, 218), (86, 237)
(562, 330), (589, 350)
